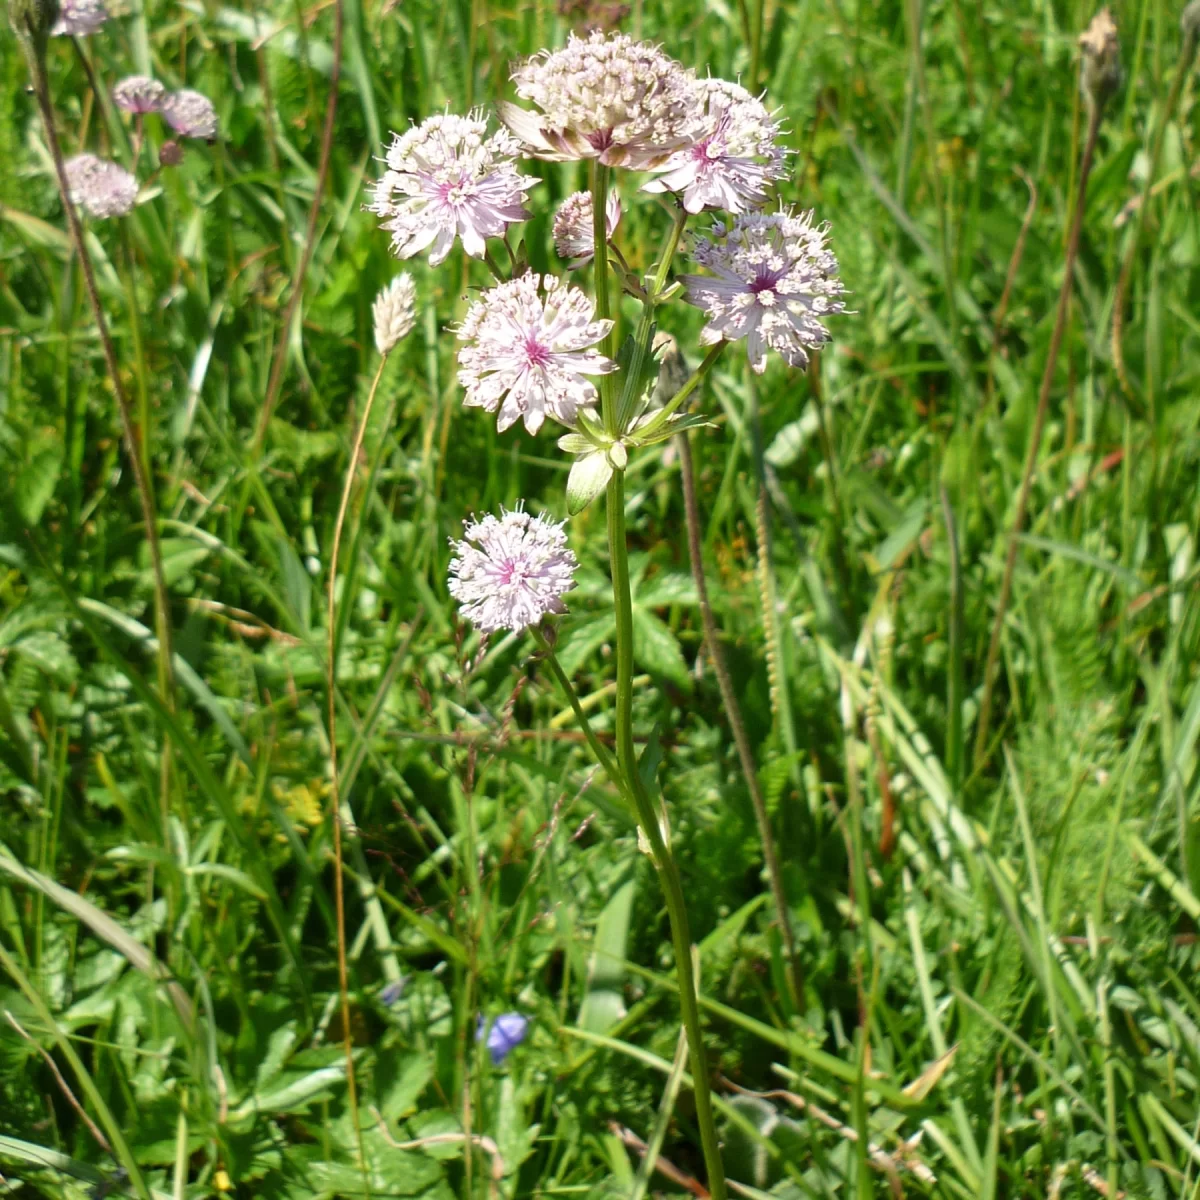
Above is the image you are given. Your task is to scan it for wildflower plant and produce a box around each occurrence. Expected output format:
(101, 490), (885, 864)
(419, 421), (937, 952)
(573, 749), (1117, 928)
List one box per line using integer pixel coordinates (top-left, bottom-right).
(369, 31), (845, 1198)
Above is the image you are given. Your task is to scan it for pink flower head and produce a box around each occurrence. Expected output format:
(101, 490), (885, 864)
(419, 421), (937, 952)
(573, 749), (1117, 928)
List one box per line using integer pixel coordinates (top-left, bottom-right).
(643, 79), (785, 214)
(369, 111), (534, 267)
(552, 189), (621, 268)
(456, 274), (616, 435)
(681, 208), (847, 373)
(500, 31), (697, 170)
(51, 0), (107, 36)
(162, 89), (218, 140)
(448, 507), (578, 635)
(64, 154), (137, 219)
(113, 75), (166, 114)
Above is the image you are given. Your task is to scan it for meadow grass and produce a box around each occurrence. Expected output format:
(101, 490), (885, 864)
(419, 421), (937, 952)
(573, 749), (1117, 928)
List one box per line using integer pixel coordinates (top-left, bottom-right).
(2, 0), (1200, 1196)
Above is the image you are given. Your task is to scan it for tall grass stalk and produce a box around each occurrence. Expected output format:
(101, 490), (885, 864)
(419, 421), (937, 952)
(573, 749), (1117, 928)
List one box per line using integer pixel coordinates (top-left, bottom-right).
(973, 86), (1109, 770)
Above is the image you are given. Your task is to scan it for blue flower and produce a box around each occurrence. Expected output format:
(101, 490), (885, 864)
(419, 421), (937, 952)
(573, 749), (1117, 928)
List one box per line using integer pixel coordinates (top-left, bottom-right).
(477, 1012), (529, 1065)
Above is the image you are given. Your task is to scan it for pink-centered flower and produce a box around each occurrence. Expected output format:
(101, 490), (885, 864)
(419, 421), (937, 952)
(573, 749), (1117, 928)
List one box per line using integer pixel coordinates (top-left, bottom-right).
(113, 75), (166, 114)
(552, 189), (620, 268)
(681, 209), (846, 373)
(369, 111), (534, 267)
(643, 79), (785, 214)
(448, 506), (578, 635)
(500, 31), (697, 170)
(162, 89), (218, 140)
(457, 274), (615, 435)
(64, 154), (137, 219)
(51, 0), (107, 36)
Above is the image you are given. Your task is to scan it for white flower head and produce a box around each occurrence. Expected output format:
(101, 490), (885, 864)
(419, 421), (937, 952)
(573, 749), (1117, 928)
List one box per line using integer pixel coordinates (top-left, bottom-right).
(456, 273), (616, 435)
(448, 506), (578, 635)
(643, 78), (786, 214)
(681, 208), (847, 373)
(113, 75), (166, 114)
(162, 89), (218, 140)
(369, 111), (534, 267)
(372, 273), (417, 356)
(500, 31), (697, 169)
(552, 189), (621, 268)
(64, 154), (137, 219)
(51, 0), (107, 36)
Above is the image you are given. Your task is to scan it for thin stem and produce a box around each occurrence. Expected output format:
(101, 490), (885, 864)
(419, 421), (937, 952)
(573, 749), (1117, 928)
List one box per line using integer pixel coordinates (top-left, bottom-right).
(529, 627), (624, 796)
(1111, 20), (1197, 406)
(606, 471), (727, 1200)
(327, 354), (387, 1194)
(589, 160), (618, 434)
(679, 431), (804, 1012)
(973, 95), (1107, 772)
(636, 342), (725, 441)
(23, 30), (176, 726)
(616, 204), (688, 433)
(250, 0), (344, 456)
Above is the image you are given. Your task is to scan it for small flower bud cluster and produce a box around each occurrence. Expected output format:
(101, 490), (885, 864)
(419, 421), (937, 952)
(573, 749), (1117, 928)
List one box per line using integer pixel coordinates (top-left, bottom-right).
(552, 190), (620, 268)
(1079, 8), (1121, 106)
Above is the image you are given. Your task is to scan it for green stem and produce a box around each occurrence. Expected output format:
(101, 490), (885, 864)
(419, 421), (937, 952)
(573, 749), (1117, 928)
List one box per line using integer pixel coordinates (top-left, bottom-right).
(606, 471), (727, 1200)
(590, 161), (618, 435)
(637, 342), (726, 441)
(529, 627), (623, 796)
(616, 204), (688, 432)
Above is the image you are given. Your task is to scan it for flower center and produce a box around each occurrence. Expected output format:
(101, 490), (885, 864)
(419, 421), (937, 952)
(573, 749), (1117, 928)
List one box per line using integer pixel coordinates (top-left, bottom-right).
(497, 557), (530, 587)
(748, 271), (779, 297)
(522, 334), (551, 368)
(439, 174), (477, 207)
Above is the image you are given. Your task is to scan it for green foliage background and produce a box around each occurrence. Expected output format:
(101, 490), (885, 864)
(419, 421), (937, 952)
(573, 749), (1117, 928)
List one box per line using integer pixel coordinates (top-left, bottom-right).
(2, 0), (1200, 1196)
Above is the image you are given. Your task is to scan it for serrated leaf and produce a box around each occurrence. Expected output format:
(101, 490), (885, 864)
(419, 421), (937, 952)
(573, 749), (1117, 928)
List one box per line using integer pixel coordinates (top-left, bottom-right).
(567, 451), (613, 516)
(632, 609), (690, 688)
(15, 445), (62, 525)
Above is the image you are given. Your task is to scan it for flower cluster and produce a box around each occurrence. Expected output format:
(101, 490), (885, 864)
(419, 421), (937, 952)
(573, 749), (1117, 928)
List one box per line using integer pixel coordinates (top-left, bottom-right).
(362, 32), (845, 629)
(552, 189), (621, 268)
(643, 79), (785, 215)
(456, 274), (614, 435)
(65, 154), (138, 219)
(448, 508), (578, 635)
(500, 31), (697, 169)
(681, 209), (847, 373)
(113, 75), (166, 114)
(369, 112), (534, 266)
(52, 0), (108, 37)
(162, 89), (219, 140)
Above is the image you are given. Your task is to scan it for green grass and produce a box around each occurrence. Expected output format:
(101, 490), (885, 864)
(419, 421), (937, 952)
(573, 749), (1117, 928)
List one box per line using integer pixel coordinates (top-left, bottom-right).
(3, 0), (1200, 1196)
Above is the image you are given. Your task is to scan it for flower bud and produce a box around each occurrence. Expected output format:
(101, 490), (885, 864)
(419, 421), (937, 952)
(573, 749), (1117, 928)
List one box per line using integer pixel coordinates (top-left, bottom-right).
(159, 140), (182, 167)
(1079, 8), (1121, 107)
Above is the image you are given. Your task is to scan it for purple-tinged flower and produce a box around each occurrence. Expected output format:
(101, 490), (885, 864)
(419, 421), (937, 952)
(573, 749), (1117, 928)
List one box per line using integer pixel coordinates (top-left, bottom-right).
(51, 0), (107, 36)
(449, 509), (577, 635)
(500, 31), (697, 170)
(378, 980), (406, 1006)
(113, 75), (166, 114)
(456, 273), (615, 435)
(476, 1012), (529, 1065)
(64, 154), (137, 219)
(642, 79), (785, 215)
(552, 190), (621, 269)
(162, 89), (218, 140)
(368, 111), (534, 267)
(680, 208), (847, 373)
